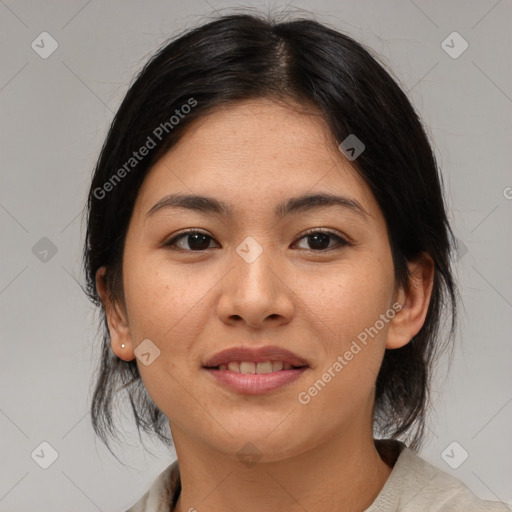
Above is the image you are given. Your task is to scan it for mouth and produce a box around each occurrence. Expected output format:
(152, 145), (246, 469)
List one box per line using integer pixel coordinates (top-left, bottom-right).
(202, 346), (310, 394)
(202, 345), (309, 369)
(203, 364), (308, 395)
(202, 346), (310, 395)
(205, 361), (308, 373)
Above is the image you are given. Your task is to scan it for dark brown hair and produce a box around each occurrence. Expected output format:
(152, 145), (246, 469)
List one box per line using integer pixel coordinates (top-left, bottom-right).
(83, 10), (458, 453)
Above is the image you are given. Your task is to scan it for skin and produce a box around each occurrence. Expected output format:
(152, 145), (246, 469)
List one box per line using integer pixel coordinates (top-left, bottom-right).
(96, 98), (434, 512)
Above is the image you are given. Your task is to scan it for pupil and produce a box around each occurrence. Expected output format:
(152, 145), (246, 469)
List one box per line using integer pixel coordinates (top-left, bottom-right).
(188, 233), (210, 250)
(309, 233), (330, 250)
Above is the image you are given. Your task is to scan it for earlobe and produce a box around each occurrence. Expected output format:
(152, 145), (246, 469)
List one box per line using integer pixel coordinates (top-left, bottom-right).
(385, 253), (435, 350)
(95, 266), (135, 361)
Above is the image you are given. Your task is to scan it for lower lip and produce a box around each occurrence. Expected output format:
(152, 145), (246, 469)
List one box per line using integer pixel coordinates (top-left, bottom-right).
(203, 367), (308, 395)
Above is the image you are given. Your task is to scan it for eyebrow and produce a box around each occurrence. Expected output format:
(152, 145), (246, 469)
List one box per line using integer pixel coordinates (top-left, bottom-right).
(146, 192), (370, 220)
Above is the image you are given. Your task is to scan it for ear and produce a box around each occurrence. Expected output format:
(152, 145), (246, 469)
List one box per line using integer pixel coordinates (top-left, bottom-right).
(95, 266), (135, 361)
(386, 253), (435, 349)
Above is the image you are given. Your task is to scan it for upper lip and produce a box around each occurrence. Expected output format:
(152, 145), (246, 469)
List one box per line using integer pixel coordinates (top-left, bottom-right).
(203, 345), (309, 368)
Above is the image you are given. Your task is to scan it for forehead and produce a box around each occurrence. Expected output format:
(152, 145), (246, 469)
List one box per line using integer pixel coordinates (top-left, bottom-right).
(169, 97), (341, 168)
(133, 98), (377, 220)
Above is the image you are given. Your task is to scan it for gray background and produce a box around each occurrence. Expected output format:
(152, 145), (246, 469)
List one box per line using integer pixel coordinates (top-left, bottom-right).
(1, 0), (511, 510)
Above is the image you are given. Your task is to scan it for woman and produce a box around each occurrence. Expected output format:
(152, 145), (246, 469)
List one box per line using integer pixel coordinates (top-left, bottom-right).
(83, 11), (509, 512)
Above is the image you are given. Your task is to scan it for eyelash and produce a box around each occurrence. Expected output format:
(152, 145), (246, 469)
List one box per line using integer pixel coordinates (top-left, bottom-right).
(163, 228), (350, 253)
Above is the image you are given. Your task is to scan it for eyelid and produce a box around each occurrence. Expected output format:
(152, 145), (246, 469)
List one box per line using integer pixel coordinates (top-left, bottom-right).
(298, 227), (349, 241)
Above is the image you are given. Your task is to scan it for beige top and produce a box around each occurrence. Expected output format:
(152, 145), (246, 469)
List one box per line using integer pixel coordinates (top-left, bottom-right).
(125, 440), (511, 512)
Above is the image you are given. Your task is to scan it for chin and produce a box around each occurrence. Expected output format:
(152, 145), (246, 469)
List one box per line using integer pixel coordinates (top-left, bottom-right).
(198, 424), (313, 464)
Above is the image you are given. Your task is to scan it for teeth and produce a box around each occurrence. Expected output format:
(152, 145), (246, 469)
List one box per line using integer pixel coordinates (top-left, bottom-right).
(217, 361), (297, 374)
(240, 362), (256, 374)
(227, 362), (240, 372)
(272, 361), (283, 372)
(256, 361), (273, 374)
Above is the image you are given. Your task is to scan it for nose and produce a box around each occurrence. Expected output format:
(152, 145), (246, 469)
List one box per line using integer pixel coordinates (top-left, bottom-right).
(216, 241), (295, 329)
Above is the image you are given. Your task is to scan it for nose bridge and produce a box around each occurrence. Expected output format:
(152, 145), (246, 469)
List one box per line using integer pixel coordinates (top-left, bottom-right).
(232, 234), (278, 297)
(216, 233), (293, 327)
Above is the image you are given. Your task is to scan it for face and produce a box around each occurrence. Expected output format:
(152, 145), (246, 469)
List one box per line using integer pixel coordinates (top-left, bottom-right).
(100, 98), (425, 462)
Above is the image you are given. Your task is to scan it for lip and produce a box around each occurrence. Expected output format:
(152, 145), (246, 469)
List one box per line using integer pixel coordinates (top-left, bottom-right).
(202, 345), (309, 368)
(203, 366), (308, 395)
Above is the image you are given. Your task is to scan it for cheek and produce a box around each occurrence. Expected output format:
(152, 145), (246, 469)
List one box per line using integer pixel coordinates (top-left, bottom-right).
(299, 252), (395, 346)
(124, 252), (215, 341)
(298, 253), (395, 394)
(275, 269), (395, 448)
(121, 252), (221, 408)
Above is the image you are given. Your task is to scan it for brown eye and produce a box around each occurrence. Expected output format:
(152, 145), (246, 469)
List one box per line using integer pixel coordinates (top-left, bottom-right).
(293, 230), (349, 251)
(164, 231), (218, 251)
(164, 229), (349, 253)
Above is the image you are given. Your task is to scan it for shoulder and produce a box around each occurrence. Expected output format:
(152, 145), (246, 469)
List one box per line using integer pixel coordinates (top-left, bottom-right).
(368, 441), (511, 511)
(124, 460), (180, 512)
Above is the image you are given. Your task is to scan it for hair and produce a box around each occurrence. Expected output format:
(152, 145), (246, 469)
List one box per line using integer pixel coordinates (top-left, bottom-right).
(83, 9), (458, 454)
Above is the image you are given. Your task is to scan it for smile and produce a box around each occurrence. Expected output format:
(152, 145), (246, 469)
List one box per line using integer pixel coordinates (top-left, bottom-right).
(215, 361), (301, 373)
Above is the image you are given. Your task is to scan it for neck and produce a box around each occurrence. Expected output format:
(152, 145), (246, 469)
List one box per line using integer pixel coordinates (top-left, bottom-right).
(171, 425), (392, 512)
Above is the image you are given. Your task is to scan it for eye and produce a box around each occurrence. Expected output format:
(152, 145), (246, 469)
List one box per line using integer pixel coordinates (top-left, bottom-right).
(292, 230), (349, 252)
(163, 230), (218, 251)
(163, 229), (350, 252)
